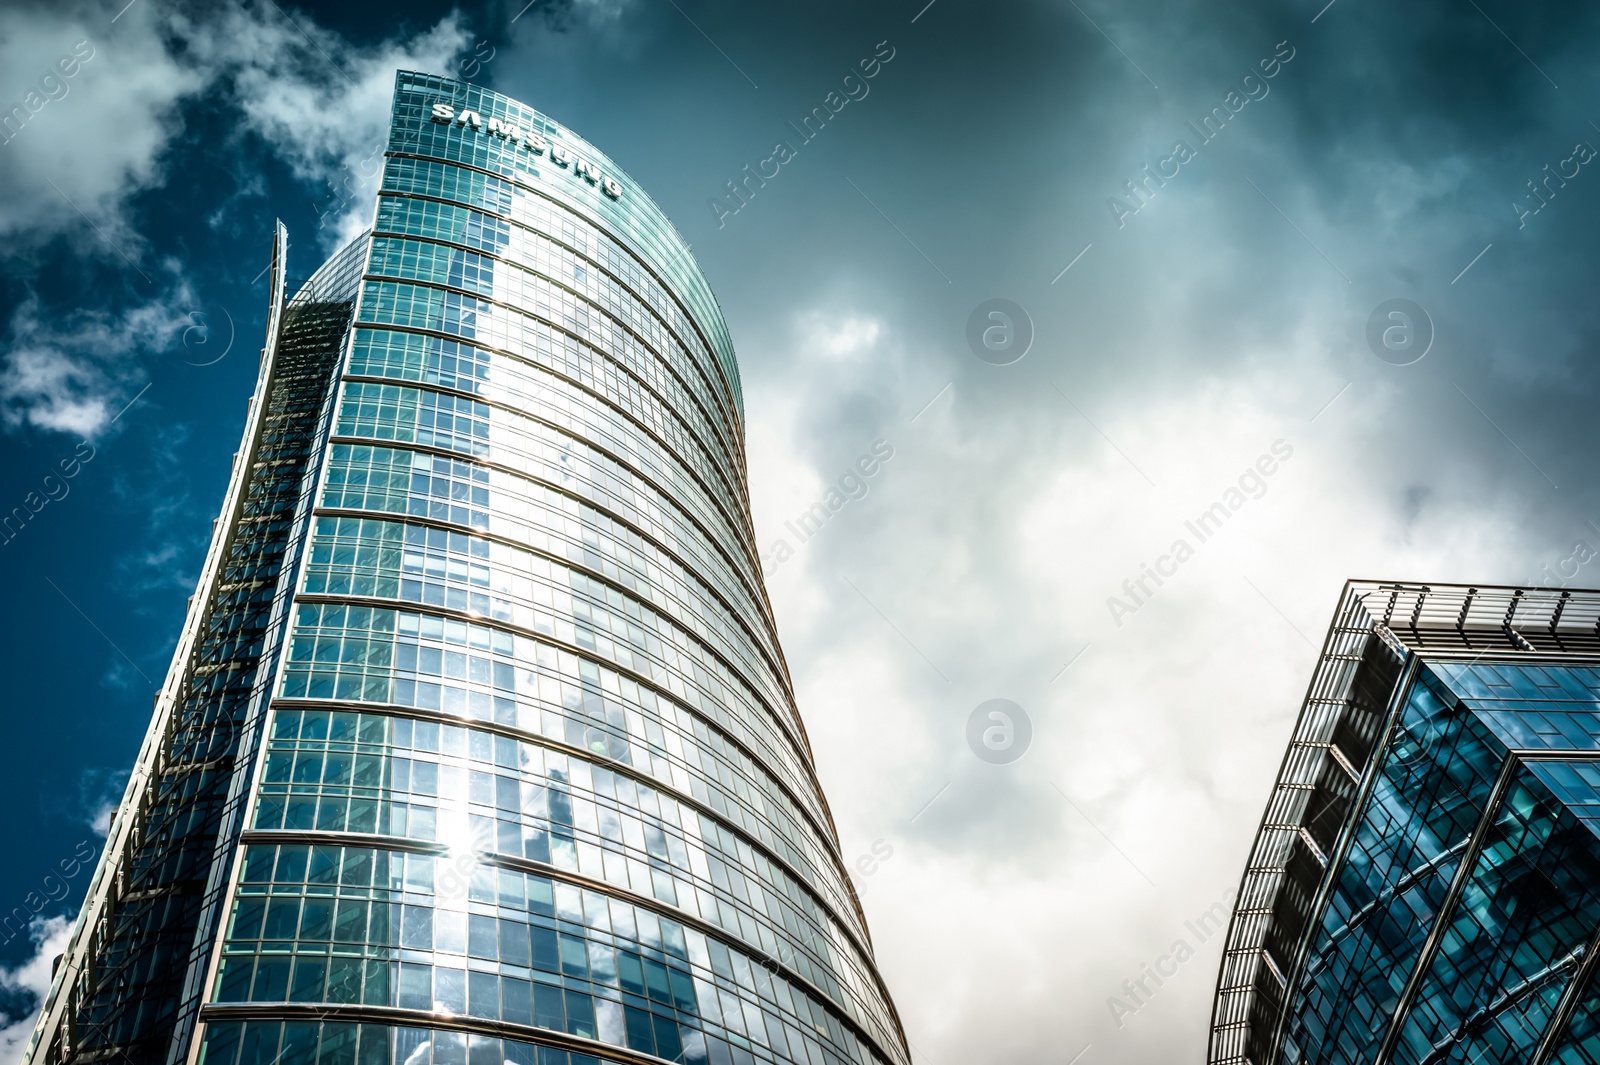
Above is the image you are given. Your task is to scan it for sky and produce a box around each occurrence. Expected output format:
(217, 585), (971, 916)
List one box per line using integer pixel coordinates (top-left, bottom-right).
(1, 0), (1599, 1061)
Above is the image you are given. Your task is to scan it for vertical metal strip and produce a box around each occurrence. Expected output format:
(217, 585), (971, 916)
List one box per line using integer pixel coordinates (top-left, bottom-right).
(1530, 923), (1600, 1065)
(1373, 754), (1523, 1065)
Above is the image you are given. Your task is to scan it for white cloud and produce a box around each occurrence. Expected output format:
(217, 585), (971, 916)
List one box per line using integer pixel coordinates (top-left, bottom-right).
(0, 1), (468, 251)
(745, 285), (1544, 1062)
(0, 777), (122, 1065)
(0, 292), (191, 435)
(88, 805), (115, 839)
(0, 0), (471, 438)
(0, 11), (199, 249)
(798, 311), (882, 362)
(0, 916), (71, 1065)
(570, 0), (637, 26)
(173, 4), (470, 249)
(72, 767), (129, 839)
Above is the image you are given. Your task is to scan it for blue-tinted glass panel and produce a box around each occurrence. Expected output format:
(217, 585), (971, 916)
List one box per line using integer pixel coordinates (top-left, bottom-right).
(1388, 762), (1600, 1064)
(1282, 665), (1509, 1065)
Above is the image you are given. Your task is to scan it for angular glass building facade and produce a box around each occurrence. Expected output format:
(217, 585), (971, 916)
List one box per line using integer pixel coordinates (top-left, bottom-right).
(24, 73), (908, 1065)
(1208, 581), (1600, 1065)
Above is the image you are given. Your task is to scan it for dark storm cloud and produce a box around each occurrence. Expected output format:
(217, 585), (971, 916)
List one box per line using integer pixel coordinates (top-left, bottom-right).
(547, 4), (1600, 1060)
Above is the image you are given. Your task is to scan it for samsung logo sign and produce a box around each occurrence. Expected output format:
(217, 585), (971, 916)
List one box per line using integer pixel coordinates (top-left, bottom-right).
(430, 102), (622, 200)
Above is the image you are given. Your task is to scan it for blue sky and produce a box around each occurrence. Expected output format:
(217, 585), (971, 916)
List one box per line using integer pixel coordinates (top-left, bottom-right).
(3, 0), (1600, 1061)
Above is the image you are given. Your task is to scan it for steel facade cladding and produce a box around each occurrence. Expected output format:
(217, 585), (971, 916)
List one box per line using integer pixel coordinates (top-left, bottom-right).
(25, 72), (907, 1065)
(1207, 582), (1600, 1065)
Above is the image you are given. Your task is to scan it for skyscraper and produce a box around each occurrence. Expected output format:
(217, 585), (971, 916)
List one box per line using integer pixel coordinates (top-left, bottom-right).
(23, 72), (909, 1065)
(1207, 580), (1600, 1065)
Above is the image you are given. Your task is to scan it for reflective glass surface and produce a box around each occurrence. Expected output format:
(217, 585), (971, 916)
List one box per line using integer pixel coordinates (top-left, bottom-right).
(200, 1019), (627, 1065)
(1274, 661), (1600, 1065)
(193, 72), (905, 1065)
(211, 841), (870, 1065)
(1387, 760), (1600, 1064)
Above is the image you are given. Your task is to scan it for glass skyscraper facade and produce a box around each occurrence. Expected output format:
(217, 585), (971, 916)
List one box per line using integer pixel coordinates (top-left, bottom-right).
(24, 73), (908, 1065)
(1208, 581), (1600, 1065)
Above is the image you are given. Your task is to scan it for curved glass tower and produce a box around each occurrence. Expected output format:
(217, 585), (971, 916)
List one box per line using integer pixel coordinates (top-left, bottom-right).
(25, 72), (909, 1065)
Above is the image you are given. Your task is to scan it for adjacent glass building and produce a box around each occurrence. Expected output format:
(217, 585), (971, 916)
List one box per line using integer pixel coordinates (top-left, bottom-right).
(24, 73), (909, 1065)
(1208, 581), (1600, 1065)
